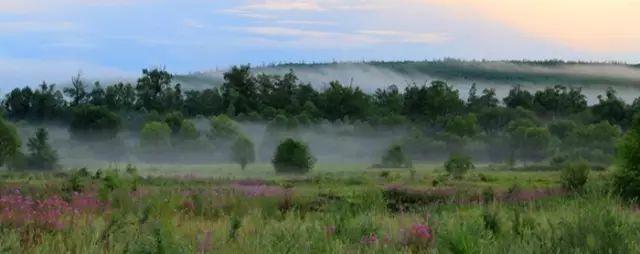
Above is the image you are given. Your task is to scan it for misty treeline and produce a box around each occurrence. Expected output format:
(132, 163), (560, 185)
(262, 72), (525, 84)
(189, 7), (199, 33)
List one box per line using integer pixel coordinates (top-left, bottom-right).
(0, 65), (635, 169)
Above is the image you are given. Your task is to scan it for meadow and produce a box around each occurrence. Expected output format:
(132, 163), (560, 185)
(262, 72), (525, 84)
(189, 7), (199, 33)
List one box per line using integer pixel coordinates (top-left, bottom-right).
(1, 163), (637, 254)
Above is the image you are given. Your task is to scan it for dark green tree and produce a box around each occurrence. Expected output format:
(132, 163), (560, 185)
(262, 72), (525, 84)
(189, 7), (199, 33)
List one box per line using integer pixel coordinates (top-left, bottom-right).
(26, 128), (58, 170)
(503, 85), (533, 109)
(222, 65), (259, 116)
(63, 72), (88, 106)
(272, 138), (315, 174)
(69, 105), (121, 141)
(0, 118), (20, 167)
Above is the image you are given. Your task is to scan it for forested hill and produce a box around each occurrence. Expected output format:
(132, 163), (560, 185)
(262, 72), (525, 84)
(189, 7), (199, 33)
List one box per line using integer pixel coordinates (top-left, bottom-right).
(176, 60), (640, 91)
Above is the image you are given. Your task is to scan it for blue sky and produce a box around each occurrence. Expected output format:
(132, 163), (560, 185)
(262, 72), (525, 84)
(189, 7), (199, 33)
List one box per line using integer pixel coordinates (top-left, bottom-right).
(1, 0), (639, 88)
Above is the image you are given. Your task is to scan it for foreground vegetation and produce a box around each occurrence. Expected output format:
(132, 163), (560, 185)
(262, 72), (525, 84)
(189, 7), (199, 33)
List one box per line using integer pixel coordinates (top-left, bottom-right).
(2, 63), (640, 253)
(1, 163), (638, 253)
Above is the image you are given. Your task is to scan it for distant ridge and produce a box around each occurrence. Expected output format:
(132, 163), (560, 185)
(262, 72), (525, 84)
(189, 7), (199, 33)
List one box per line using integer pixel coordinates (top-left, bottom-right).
(175, 59), (640, 90)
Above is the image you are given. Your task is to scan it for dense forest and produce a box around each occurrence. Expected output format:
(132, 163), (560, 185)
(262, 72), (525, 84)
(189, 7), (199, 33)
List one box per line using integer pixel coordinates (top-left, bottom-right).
(0, 64), (636, 169)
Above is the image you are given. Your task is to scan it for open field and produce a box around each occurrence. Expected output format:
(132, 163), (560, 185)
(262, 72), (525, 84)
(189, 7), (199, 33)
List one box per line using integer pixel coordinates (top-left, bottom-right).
(1, 163), (636, 253)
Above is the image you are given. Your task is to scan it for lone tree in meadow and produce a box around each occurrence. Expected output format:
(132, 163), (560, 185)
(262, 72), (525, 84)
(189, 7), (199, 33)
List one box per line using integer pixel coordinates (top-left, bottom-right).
(381, 144), (411, 168)
(26, 128), (58, 170)
(272, 138), (315, 174)
(0, 118), (21, 167)
(232, 135), (255, 170)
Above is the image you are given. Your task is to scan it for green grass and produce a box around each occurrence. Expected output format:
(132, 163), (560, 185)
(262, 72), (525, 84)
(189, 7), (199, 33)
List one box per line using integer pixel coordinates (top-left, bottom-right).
(0, 163), (635, 253)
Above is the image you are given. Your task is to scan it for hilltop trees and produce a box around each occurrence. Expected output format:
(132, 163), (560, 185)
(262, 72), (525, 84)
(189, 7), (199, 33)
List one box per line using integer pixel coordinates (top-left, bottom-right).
(403, 81), (464, 123)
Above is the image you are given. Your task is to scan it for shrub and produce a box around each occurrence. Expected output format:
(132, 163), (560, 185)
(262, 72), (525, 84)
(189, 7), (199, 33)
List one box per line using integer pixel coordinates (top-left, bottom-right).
(560, 162), (590, 191)
(232, 135), (255, 170)
(272, 138), (315, 174)
(444, 154), (474, 179)
(381, 144), (411, 168)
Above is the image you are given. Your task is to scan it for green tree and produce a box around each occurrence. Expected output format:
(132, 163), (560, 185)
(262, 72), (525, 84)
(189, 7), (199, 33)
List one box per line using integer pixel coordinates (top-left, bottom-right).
(69, 105), (121, 141)
(614, 115), (640, 200)
(135, 68), (182, 113)
(403, 81), (464, 123)
(445, 114), (480, 138)
(0, 118), (20, 167)
(319, 81), (372, 121)
(272, 138), (315, 174)
(176, 120), (200, 141)
(548, 119), (577, 140)
(592, 88), (628, 127)
(222, 65), (259, 116)
(467, 84), (498, 111)
(104, 82), (135, 111)
(232, 135), (255, 170)
(26, 128), (58, 170)
(140, 121), (171, 148)
(208, 115), (241, 142)
(503, 85), (533, 109)
(164, 111), (184, 135)
(63, 72), (88, 106)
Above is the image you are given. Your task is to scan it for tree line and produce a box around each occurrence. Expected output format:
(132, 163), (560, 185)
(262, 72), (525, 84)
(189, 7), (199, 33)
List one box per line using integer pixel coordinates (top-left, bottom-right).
(0, 65), (637, 170)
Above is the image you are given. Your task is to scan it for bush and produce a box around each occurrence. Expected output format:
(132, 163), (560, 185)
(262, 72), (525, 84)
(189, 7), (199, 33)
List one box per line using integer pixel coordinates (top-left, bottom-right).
(381, 144), (411, 168)
(272, 138), (315, 174)
(444, 154), (474, 179)
(560, 162), (590, 191)
(232, 135), (255, 170)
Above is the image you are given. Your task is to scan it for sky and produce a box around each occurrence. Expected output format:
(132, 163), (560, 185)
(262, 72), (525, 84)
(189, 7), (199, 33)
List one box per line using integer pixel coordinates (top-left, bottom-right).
(1, 0), (640, 88)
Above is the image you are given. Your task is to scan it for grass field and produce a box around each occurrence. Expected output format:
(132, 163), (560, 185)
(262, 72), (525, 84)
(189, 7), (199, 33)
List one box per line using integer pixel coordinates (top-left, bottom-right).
(0, 163), (637, 253)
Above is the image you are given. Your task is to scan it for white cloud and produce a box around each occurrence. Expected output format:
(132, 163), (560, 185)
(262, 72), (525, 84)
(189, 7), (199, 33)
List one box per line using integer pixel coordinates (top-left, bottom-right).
(358, 30), (447, 43)
(242, 0), (324, 11)
(0, 0), (143, 13)
(276, 20), (337, 25)
(233, 26), (447, 48)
